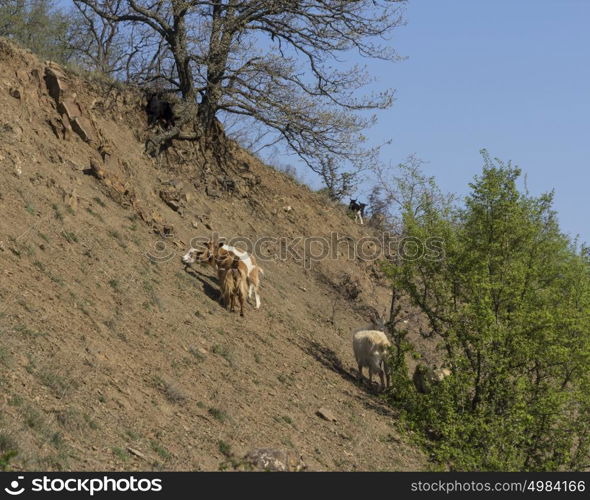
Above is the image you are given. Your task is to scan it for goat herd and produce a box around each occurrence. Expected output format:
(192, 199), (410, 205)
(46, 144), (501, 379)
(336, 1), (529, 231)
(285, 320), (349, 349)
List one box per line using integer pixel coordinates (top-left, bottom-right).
(180, 197), (392, 392)
(182, 235), (263, 317)
(148, 93), (388, 391)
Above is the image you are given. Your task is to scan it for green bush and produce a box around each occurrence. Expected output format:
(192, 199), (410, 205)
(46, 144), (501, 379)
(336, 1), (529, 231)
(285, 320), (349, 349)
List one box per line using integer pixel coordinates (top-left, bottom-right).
(0, 433), (18, 471)
(385, 150), (590, 471)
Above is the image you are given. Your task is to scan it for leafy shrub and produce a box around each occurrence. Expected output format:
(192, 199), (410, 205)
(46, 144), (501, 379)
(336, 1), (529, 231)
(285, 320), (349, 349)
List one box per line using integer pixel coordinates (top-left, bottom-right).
(384, 151), (590, 471)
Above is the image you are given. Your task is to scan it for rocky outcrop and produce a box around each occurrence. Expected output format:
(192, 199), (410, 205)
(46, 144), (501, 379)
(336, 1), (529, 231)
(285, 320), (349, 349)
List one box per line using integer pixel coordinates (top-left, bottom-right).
(44, 65), (97, 145)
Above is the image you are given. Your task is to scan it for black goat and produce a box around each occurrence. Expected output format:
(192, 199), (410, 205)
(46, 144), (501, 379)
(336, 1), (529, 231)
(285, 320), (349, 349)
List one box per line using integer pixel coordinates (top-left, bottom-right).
(146, 93), (175, 129)
(349, 199), (367, 225)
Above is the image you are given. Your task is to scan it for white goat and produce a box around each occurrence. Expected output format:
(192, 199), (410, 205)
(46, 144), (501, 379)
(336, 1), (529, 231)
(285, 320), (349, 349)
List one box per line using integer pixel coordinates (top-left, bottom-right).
(352, 329), (392, 391)
(413, 364), (451, 394)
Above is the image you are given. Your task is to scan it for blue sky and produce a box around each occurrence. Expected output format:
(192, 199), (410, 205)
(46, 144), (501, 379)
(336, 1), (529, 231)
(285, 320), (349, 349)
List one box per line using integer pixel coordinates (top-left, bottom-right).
(287, 0), (590, 243)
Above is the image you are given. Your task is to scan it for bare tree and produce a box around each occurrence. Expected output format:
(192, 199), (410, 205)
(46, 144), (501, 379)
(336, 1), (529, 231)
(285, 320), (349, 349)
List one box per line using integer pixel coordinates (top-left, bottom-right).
(75, 0), (406, 167)
(68, 0), (127, 75)
(370, 155), (455, 229)
(316, 156), (358, 201)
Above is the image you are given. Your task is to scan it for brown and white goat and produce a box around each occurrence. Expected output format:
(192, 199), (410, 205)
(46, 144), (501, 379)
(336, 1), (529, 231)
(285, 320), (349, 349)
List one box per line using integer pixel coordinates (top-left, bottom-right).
(182, 239), (263, 309)
(218, 256), (248, 316)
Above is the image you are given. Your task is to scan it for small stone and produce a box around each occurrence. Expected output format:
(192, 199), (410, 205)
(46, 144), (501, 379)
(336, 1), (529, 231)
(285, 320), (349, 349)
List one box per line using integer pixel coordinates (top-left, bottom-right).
(316, 407), (337, 422)
(165, 199), (181, 212)
(127, 447), (147, 460)
(241, 449), (306, 472)
(206, 186), (221, 198)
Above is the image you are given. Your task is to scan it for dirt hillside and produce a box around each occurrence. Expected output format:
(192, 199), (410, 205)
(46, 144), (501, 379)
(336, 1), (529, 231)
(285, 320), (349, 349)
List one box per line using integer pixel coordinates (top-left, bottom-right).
(0, 38), (427, 471)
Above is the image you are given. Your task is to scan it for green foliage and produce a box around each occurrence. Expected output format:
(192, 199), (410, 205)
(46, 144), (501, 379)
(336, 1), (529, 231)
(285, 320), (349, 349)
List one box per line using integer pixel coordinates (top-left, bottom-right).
(0, 433), (18, 471)
(151, 441), (171, 461)
(218, 440), (232, 457)
(385, 150), (590, 471)
(0, 450), (17, 471)
(208, 407), (228, 423)
(0, 0), (71, 63)
(112, 447), (129, 462)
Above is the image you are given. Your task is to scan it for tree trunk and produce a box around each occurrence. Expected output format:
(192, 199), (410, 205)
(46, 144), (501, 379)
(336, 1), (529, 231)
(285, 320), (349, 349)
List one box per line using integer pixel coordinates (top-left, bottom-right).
(170, 11), (195, 103)
(198, 1), (235, 130)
